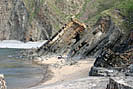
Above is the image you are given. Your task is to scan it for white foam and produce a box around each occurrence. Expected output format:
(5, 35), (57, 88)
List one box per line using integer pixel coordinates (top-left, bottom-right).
(0, 40), (48, 49)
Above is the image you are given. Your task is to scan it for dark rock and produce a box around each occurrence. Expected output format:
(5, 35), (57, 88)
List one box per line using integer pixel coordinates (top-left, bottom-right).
(107, 77), (133, 89)
(125, 64), (133, 76)
(40, 18), (86, 55)
(89, 67), (123, 77)
(67, 15), (122, 58)
(128, 64), (133, 73)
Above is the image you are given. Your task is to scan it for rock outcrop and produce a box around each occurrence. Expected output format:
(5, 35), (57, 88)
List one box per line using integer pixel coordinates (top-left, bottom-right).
(0, 0), (128, 42)
(0, 0), (85, 41)
(0, 0), (53, 41)
(107, 77), (133, 89)
(37, 18), (86, 56)
(0, 74), (6, 89)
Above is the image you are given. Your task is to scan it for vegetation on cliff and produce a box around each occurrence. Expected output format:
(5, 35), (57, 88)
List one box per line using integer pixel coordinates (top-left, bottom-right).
(0, 0), (133, 41)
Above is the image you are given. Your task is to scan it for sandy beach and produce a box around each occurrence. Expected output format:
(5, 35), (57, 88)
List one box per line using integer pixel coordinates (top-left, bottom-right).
(30, 56), (95, 88)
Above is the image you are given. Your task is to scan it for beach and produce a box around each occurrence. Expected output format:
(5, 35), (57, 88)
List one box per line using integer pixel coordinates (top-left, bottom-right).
(30, 56), (95, 88)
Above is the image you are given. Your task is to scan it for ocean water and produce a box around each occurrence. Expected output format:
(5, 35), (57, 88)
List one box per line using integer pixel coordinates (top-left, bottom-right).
(0, 48), (44, 89)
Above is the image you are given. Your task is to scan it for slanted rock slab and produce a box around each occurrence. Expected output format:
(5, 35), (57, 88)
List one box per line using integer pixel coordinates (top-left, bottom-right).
(107, 77), (133, 89)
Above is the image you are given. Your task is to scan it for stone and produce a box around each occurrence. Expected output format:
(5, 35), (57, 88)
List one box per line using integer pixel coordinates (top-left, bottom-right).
(89, 67), (122, 77)
(107, 77), (133, 89)
(128, 64), (133, 73)
(0, 74), (6, 89)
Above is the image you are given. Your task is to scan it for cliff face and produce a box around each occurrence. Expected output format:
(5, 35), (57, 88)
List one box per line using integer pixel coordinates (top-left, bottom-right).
(0, 0), (124, 41)
(30, 0), (132, 78)
(0, 0), (52, 41)
(0, 0), (84, 41)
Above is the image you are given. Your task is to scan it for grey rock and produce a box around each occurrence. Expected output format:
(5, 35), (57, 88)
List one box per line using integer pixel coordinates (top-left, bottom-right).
(89, 67), (123, 77)
(107, 77), (133, 89)
(129, 64), (133, 73)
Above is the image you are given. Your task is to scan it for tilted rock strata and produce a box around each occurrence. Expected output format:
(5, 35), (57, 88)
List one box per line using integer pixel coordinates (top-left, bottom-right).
(107, 77), (133, 89)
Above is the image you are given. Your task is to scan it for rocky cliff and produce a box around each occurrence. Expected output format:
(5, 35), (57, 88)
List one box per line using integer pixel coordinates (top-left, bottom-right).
(0, 0), (84, 41)
(0, 0), (133, 89)
(32, 0), (133, 78)
(0, 0), (128, 42)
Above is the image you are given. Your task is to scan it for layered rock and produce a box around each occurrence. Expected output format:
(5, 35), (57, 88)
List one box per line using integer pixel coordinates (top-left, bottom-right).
(36, 18), (86, 56)
(107, 77), (133, 89)
(0, 0), (86, 41)
(0, 0), (127, 42)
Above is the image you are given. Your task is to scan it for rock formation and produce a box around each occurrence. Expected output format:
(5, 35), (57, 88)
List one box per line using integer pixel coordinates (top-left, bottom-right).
(107, 77), (133, 89)
(0, 0), (133, 89)
(0, 74), (6, 89)
(0, 0), (85, 41)
(37, 18), (86, 56)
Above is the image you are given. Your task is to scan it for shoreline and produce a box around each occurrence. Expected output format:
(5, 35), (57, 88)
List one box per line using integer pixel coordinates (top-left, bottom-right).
(28, 56), (95, 89)
(0, 40), (47, 49)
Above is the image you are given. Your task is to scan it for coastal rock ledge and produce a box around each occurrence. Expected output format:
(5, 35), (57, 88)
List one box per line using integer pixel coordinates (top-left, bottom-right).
(107, 77), (133, 89)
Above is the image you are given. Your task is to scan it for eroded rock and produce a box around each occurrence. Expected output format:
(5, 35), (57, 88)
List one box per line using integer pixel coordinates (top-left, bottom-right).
(107, 77), (133, 89)
(89, 67), (123, 77)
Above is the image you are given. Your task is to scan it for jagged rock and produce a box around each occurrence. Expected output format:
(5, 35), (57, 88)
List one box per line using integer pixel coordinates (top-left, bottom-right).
(38, 18), (86, 56)
(67, 15), (122, 58)
(0, 74), (6, 89)
(89, 67), (123, 77)
(0, 0), (85, 41)
(128, 64), (133, 73)
(107, 77), (133, 89)
(125, 64), (133, 76)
